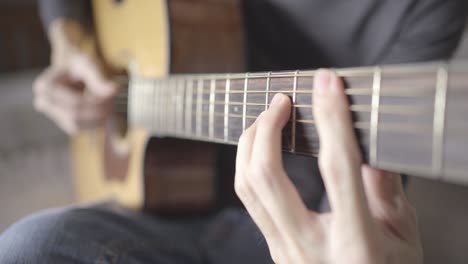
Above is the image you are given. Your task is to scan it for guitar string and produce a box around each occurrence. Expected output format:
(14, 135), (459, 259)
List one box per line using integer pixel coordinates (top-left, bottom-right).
(135, 112), (439, 135)
(114, 100), (435, 111)
(113, 61), (446, 81)
(115, 87), (436, 98)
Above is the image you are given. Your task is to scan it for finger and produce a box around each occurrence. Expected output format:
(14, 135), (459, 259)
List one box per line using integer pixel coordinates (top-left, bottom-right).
(251, 94), (290, 162)
(48, 84), (113, 120)
(236, 113), (261, 172)
(313, 70), (371, 224)
(33, 67), (64, 95)
(35, 96), (78, 135)
(249, 94), (313, 239)
(361, 166), (419, 242)
(35, 90), (109, 134)
(34, 65), (112, 120)
(235, 113), (282, 247)
(69, 54), (117, 98)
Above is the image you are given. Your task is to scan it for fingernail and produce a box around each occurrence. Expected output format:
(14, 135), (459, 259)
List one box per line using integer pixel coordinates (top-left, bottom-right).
(314, 69), (332, 94)
(270, 93), (284, 108)
(330, 72), (341, 93)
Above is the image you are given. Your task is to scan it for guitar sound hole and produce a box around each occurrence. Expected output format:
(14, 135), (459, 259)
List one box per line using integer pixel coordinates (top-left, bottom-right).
(114, 0), (124, 5)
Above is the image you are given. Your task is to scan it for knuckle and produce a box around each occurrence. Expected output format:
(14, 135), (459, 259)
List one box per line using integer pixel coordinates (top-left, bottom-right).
(67, 110), (81, 125)
(64, 121), (79, 135)
(248, 163), (277, 187)
(238, 131), (248, 145)
(239, 126), (254, 143)
(234, 175), (246, 198)
(33, 77), (47, 94)
(339, 243), (382, 263)
(257, 117), (274, 131)
(318, 154), (332, 171)
(234, 172), (254, 204)
(318, 156), (341, 182)
(33, 67), (57, 94)
(67, 95), (83, 110)
(319, 150), (359, 179)
(33, 98), (43, 111)
(270, 252), (285, 264)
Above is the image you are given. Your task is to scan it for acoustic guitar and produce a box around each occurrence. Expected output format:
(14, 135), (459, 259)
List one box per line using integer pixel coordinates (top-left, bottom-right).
(73, 0), (468, 213)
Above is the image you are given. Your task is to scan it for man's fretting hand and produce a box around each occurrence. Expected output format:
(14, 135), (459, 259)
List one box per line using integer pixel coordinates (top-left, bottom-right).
(234, 70), (423, 263)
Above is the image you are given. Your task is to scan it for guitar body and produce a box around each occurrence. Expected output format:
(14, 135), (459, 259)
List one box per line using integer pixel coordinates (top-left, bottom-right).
(72, 0), (245, 211)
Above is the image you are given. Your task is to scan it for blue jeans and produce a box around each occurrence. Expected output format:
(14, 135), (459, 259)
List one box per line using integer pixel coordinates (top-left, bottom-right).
(0, 205), (276, 264)
(0, 155), (326, 263)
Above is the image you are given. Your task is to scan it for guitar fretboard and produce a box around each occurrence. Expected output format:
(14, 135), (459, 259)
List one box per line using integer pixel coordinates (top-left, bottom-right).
(116, 61), (468, 186)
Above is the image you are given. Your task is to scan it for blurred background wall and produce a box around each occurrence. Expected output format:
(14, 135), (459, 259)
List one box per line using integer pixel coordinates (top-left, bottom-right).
(0, 0), (74, 231)
(0, 1), (468, 263)
(0, 0), (49, 72)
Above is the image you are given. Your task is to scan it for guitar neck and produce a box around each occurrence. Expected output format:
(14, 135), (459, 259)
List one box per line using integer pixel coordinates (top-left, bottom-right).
(118, 61), (468, 186)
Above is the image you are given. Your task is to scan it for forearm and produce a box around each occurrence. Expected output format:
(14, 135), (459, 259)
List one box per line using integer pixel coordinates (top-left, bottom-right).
(38, 0), (92, 33)
(48, 19), (97, 66)
(39, 0), (94, 63)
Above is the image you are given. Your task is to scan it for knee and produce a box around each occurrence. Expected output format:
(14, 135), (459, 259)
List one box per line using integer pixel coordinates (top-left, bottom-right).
(0, 207), (95, 262)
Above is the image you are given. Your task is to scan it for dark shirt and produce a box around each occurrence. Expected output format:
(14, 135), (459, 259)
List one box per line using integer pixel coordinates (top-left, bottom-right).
(39, 0), (468, 70)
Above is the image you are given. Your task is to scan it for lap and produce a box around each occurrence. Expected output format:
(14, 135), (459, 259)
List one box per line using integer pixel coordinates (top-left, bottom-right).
(0, 204), (206, 263)
(0, 204), (275, 264)
(0, 155), (326, 264)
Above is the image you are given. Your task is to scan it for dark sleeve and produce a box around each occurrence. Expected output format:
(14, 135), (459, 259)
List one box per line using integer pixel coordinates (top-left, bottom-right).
(380, 0), (468, 63)
(38, 0), (93, 31)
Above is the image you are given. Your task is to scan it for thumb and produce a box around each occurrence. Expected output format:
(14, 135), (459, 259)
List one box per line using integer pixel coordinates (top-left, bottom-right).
(69, 54), (117, 98)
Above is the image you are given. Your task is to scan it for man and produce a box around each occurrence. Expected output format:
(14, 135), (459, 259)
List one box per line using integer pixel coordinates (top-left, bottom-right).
(0, 0), (467, 263)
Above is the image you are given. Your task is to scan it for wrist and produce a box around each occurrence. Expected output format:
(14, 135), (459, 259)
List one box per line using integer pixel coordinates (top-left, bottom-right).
(48, 19), (96, 66)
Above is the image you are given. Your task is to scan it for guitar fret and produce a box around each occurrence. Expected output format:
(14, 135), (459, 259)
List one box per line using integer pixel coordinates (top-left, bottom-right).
(174, 80), (178, 133)
(172, 79), (177, 133)
(123, 60), (468, 187)
(136, 79), (140, 127)
(162, 80), (167, 134)
(291, 70), (299, 152)
(132, 79), (137, 126)
(135, 79), (140, 127)
(129, 79), (135, 126)
(165, 80), (169, 133)
(174, 79), (179, 134)
(156, 80), (161, 134)
(150, 80), (157, 132)
(161, 81), (164, 133)
(370, 67), (382, 166)
(196, 79), (203, 137)
(177, 78), (184, 134)
(169, 80), (174, 133)
(185, 78), (193, 135)
(168, 80), (173, 133)
(209, 78), (215, 139)
(432, 62), (449, 178)
(265, 71), (271, 110)
(224, 75), (230, 142)
(163, 80), (168, 134)
(156, 80), (161, 132)
(243, 73), (249, 132)
(148, 81), (153, 131)
(139, 79), (143, 128)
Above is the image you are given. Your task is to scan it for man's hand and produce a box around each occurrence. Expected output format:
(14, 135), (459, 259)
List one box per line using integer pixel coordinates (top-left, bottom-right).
(235, 70), (423, 263)
(33, 19), (117, 135)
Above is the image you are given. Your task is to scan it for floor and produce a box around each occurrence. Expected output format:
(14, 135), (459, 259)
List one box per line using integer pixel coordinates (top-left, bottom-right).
(1, 33), (468, 263)
(0, 70), (74, 231)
